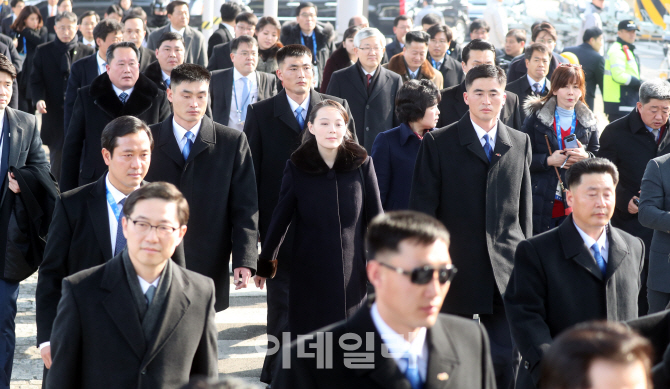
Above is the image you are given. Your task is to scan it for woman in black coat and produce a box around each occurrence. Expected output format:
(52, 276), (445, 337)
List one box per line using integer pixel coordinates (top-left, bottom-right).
(12, 6), (47, 113)
(255, 100), (383, 337)
(320, 25), (360, 93)
(523, 64), (599, 234)
(371, 79), (440, 211)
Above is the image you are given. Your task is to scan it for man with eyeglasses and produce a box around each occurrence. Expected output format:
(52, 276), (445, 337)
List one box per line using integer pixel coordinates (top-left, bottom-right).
(30, 11), (93, 178)
(505, 158), (644, 389)
(384, 30), (443, 89)
(207, 12), (257, 72)
(46, 181), (218, 389)
(426, 24), (464, 89)
(507, 22), (568, 83)
(505, 43), (552, 123)
(274, 211), (496, 388)
(325, 27), (402, 151)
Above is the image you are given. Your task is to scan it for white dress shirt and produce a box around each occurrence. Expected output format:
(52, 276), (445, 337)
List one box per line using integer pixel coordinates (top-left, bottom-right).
(161, 70), (170, 84)
(111, 84), (134, 99)
(170, 25), (185, 36)
(526, 75), (546, 94)
(222, 22), (235, 38)
(96, 52), (107, 75)
(106, 173), (135, 255)
(138, 275), (160, 294)
(82, 36), (95, 47)
(172, 117), (202, 153)
(287, 93), (310, 123)
(48, 4), (57, 17)
(471, 118), (498, 150)
(370, 303), (428, 382)
(407, 67), (420, 79)
(228, 68), (258, 131)
(574, 221), (609, 264)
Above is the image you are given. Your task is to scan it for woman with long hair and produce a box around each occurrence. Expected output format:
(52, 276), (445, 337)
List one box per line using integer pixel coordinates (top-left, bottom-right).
(255, 100), (383, 337)
(11, 6), (46, 112)
(255, 16), (283, 74)
(320, 25), (360, 93)
(523, 63), (600, 234)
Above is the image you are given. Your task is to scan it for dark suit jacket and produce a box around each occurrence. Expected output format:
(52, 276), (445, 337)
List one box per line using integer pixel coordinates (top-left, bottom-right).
(409, 115), (532, 315)
(209, 68), (278, 125)
(563, 43), (605, 109)
(46, 254), (218, 389)
(142, 60), (168, 91)
(35, 175), (186, 345)
(628, 309), (670, 388)
(60, 72), (171, 191)
(280, 23), (335, 89)
(326, 64), (402, 151)
(436, 81), (523, 131)
(138, 45), (157, 73)
(243, 89), (356, 270)
(30, 40), (94, 146)
(505, 217), (644, 388)
(505, 76), (550, 124)
(274, 306), (496, 389)
(206, 41), (232, 72)
(428, 53), (465, 89)
(145, 115), (258, 312)
(64, 53), (101, 133)
(207, 23), (233, 59)
(147, 24), (207, 67)
(385, 38), (403, 59)
(1, 14), (13, 37)
(507, 51), (568, 83)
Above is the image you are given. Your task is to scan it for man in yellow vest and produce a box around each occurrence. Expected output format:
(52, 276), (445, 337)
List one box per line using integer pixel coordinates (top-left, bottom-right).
(604, 20), (641, 122)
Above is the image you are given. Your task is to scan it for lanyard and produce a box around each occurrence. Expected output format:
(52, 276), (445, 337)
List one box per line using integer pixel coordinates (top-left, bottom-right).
(106, 188), (123, 221)
(430, 56), (440, 69)
(554, 109), (577, 150)
(232, 77), (252, 123)
(20, 37), (26, 55)
(300, 31), (317, 64)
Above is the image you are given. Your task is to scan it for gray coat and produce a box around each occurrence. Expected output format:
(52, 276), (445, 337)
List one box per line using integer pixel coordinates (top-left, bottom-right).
(146, 25), (207, 67)
(639, 153), (670, 292)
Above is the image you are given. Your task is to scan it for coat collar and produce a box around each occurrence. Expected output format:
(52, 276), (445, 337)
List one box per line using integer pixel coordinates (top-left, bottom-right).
(143, 60), (166, 90)
(457, 113), (513, 166)
(386, 52), (437, 80)
(89, 72), (160, 118)
(290, 137), (368, 174)
(274, 89), (324, 133)
(524, 95), (597, 129)
(156, 115), (216, 168)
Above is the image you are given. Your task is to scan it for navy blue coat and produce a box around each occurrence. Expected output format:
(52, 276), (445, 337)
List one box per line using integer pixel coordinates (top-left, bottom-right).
(522, 96), (600, 234)
(371, 123), (425, 211)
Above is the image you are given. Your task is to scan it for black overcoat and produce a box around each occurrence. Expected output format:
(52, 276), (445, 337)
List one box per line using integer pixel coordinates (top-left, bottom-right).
(256, 139), (383, 337)
(64, 53), (98, 132)
(428, 53), (465, 89)
(145, 115), (258, 312)
(60, 72), (171, 191)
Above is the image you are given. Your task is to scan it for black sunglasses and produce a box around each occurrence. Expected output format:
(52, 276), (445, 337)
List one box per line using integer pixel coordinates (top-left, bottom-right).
(378, 262), (457, 285)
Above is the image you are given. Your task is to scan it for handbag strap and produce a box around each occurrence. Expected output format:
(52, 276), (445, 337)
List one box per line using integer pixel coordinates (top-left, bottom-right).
(545, 135), (566, 193)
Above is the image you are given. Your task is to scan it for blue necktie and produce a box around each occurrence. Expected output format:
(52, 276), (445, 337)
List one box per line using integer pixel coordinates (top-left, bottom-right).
(295, 106), (305, 131)
(145, 285), (156, 306)
(119, 92), (128, 104)
(165, 78), (171, 88)
(113, 198), (126, 256)
(182, 131), (194, 161)
(402, 353), (422, 389)
(591, 243), (607, 277)
(240, 77), (250, 121)
(483, 134), (493, 162)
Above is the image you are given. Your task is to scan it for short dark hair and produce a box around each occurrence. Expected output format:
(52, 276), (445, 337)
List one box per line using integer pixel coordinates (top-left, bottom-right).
(539, 321), (653, 389)
(421, 13), (442, 27)
(276, 44), (312, 66)
(532, 22), (557, 42)
(295, 2), (317, 17)
(219, 1), (243, 22)
(465, 64), (506, 90)
(506, 28), (526, 43)
(256, 16), (281, 34)
(235, 11), (257, 26)
(157, 32), (184, 49)
(55, 11), (77, 24)
(524, 43), (551, 61)
(106, 41), (139, 64)
(393, 14), (411, 27)
(170, 63), (211, 88)
(230, 35), (257, 52)
(9, 0), (23, 8)
(166, 0), (188, 15)
(123, 182), (190, 226)
(404, 30), (430, 46)
(342, 25), (360, 42)
(583, 27), (603, 43)
(565, 158), (619, 189)
(105, 4), (123, 18)
(427, 24), (452, 42)
(129, 7), (147, 21)
(395, 79), (441, 124)
(366, 211), (450, 260)
(461, 39), (496, 65)
(93, 19), (123, 43)
(0, 54), (16, 80)
(79, 10), (100, 25)
(101, 116), (154, 155)
(469, 19), (490, 33)
(121, 13), (147, 31)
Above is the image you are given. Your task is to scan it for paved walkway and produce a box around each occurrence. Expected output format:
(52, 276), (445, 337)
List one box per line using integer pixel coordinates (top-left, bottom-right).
(11, 273), (268, 388)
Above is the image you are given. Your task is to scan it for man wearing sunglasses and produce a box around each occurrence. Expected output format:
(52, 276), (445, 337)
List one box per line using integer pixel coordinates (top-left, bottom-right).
(273, 211), (496, 388)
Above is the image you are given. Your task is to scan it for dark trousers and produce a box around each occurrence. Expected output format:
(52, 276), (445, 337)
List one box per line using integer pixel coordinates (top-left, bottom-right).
(648, 289), (670, 315)
(260, 265), (289, 385)
(0, 279), (19, 389)
(480, 292), (516, 389)
(48, 140), (62, 182)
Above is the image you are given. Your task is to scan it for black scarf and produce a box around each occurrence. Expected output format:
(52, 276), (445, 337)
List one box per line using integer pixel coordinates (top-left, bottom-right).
(259, 44), (279, 62)
(53, 37), (79, 78)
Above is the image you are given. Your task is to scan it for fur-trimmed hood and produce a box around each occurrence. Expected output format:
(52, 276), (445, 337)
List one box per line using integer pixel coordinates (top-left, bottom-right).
(523, 95), (597, 129)
(290, 137), (368, 175)
(385, 52), (437, 80)
(88, 71), (162, 118)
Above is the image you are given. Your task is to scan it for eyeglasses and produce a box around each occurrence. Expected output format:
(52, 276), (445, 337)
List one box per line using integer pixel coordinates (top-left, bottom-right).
(558, 63), (583, 69)
(359, 46), (383, 52)
(378, 262), (457, 285)
(126, 216), (180, 236)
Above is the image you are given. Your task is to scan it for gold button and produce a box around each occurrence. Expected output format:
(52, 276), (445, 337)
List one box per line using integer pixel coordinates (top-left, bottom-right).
(437, 372), (449, 381)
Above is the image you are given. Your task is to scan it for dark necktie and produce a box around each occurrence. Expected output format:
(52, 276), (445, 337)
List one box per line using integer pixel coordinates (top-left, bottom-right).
(114, 198), (127, 256)
(366, 74), (372, 87)
(483, 134), (493, 162)
(145, 285), (156, 306)
(533, 82), (542, 96)
(119, 92), (128, 104)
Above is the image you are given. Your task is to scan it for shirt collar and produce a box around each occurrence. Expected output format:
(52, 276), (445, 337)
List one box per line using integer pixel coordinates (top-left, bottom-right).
(526, 75), (546, 91)
(137, 275), (160, 294)
(161, 70), (170, 82)
(370, 303), (427, 361)
(170, 25), (186, 35)
(233, 67), (256, 84)
(172, 116), (202, 142)
(573, 221), (608, 255)
(83, 36), (95, 47)
(97, 52), (106, 67)
(286, 93), (310, 115)
(645, 124), (659, 133)
(471, 118), (498, 145)
(111, 83), (134, 97)
(222, 22), (235, 37)
(105, 173), (131, 204)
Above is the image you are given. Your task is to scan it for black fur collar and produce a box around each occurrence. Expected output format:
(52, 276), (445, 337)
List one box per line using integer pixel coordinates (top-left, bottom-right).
(89, 72), (160, 118)
(290, 137), (368, 175)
